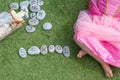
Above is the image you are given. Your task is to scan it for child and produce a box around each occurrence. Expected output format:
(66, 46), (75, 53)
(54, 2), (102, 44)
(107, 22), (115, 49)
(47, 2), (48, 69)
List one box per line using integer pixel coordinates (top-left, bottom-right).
(0, 10), (25, 40)
(73, 0), (120, 78)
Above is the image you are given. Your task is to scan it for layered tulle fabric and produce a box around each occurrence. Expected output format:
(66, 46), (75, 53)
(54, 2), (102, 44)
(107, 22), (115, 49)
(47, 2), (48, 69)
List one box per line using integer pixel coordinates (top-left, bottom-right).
(74, 0), (120, 67)
(89, 0), (120, 17)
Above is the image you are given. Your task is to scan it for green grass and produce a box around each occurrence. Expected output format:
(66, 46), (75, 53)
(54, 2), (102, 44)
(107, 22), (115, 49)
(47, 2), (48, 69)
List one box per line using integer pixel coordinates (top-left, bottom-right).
(0, 0), (120, 80)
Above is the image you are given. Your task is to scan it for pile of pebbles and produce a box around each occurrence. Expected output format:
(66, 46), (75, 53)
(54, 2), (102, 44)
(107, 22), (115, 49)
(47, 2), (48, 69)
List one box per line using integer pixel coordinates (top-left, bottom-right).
(19, 45), (70, 58)
(9, 0), (52, 33)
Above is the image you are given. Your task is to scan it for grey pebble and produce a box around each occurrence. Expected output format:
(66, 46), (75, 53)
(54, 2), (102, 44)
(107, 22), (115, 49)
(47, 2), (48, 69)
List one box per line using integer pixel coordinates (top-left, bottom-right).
(9, 2), (19, 10)
(19, 47), (27, 58)
(40, 45), (48, 55)
(37, 10), (46, 20)
(28, 46), (40, 55)
(48, 45), (55, 53)
(30, 5), (40, 12)
(63, 46), (70, 57)
(43, 22), (52, 30)
(30, 13), (37, 19)
(38, 0), (44, 6)
(28, 18), (39, 26)
(26, 25), (36, 33)
(55, 45), (63, 53)
(30, 0), (37, 5)
(20, 1), (29, 8)
(21, 6), (29, 19)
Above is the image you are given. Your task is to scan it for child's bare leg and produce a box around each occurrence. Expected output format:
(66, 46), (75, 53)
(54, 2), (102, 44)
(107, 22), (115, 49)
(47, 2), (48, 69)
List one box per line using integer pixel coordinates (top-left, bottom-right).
(77, 50), (87, 58)
(75, 40), (113, 78)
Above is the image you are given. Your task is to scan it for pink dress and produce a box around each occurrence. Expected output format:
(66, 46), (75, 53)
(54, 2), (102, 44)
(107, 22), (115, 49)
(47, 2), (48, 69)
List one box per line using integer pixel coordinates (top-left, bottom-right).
(74, 0), (120, 67)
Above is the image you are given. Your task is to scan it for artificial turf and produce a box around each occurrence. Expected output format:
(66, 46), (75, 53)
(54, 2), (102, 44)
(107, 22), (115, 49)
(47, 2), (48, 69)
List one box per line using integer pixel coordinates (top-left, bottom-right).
(0, 0), (120, 80)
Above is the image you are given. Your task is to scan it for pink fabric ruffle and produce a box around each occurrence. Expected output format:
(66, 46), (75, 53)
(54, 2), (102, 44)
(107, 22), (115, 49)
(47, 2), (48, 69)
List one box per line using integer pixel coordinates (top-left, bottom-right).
(89, 0), (120, 18)
(74, 10), (120, 67)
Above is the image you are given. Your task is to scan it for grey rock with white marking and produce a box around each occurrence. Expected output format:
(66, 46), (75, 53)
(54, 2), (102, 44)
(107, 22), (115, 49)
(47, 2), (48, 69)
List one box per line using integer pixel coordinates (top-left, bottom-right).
(26, 25), (36, 33)
(20, 1), (29, 8)
(40, 45), (48, 55)
(28, 18), (39, 26)
(48, 45), (55, 53)
(43, 22), (52, 30)
(19, 47), (27, 58)
(55, 45), (63, 53)
(63, 46), (70, 57)
(30, 13), (37, 19)
(37, 10), (46, 20)
(30, 5), (40, 12)
(9, 2), (19, 10)
(21, 6), (29, 19)
(38, 0), (44, 6)
(28, 46), (40, 55)
(30, 0), (37, 5)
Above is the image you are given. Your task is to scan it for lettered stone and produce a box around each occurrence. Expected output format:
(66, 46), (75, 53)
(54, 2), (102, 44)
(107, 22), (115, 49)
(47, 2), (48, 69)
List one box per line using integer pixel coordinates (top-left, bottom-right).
(19, 47), (27, 58)
(28, 46), (40, 55)
(28, 18), (39, 26)
(37, 10), (46, 20)
(9, 2), (19, 10)
(30, 0), (37, 5)
(30, 5), (40, 12)
(55, 45), (63, 53)
(30, 13), (37, 19)
(20, 1), (29, 8)
(26, 25), (36, 33)
(38, 0), (44, 6)
(48, 45), (55, 53)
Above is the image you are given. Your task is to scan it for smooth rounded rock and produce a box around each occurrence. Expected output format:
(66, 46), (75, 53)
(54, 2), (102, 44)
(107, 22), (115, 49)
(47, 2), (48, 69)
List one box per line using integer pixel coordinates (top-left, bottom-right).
(30, 0), (37, 5)
(20, 1), (29, 8)
(63, 46), (70, 57)
(37, 10), (46, 20)
(30, 5), (40, 12)
(55, 45), (63, 53)
(30, 13), (37, 19)
(43, 22), (52, 30)
(40, 45), (48, 55)
(28, 46), (40, 55)
(48, 45), (55, 53)
(9, 2), (19, 10)
(19, 47), (27, 58)
(38, 0), (44, 6)
(28, 18), (39, 26)
(26, 25), (36, 33)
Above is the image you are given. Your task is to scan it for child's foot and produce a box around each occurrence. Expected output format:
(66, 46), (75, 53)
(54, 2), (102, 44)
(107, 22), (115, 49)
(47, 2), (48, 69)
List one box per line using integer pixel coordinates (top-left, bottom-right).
(77, 50), (86, 58)
(101, 63), (113, 78)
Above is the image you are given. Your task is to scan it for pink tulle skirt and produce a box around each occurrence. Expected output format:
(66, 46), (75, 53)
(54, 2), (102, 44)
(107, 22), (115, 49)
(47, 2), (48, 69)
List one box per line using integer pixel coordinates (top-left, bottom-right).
(74, 10), (120, 67)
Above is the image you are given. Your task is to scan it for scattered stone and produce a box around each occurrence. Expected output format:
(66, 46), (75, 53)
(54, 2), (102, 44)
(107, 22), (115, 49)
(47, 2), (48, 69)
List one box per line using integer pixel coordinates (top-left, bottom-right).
(26, 25), (36, 33)
(55, 45), (63, 53)
(19, 47), (27, 58)
(48, 45), (55, 53)
(30, 13), (37, 19)
(28, 46), (40, 55)
(63, 46), (70, 57)
(43, 22), (52, 30)
(21, 6), (29, 13)
(40, 45), (48, 55)
(37, 10), (46, 20)
(30, 5), (40, 12)
(21, 6), (29, 19)
(28, 18), (39, 26)
(20, 1), (29, 8)
(9, 2), (19, 10)
(38, 0), (44, 6)
(30, 0), (37, 5)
